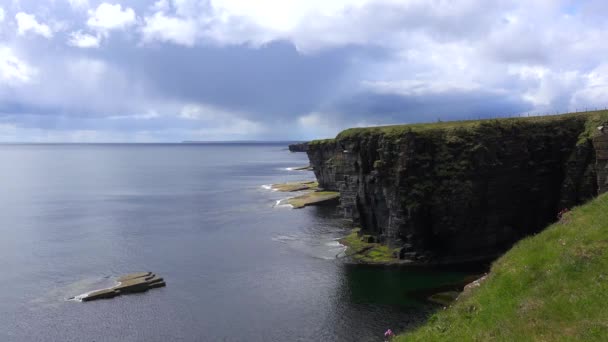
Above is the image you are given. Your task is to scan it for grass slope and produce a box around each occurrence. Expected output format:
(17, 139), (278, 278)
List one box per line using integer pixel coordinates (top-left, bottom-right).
(308, 110), (608, 144)
(397, 193), (608, 341)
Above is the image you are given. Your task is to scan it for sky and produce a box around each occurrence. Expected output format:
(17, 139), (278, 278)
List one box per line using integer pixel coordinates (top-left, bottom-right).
(0, 0), (607, 142)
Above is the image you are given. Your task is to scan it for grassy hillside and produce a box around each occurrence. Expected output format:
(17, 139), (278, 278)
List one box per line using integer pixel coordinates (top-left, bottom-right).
(308, 110), (608, 144)
(397, 193), (608, 341)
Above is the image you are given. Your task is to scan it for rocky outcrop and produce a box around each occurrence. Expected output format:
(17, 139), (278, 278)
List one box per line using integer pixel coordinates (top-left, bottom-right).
(286, 191), (340, 209)
(79, 272), (166, 302)
(307, 112), (608, 263)
(272, 180), (318, 192)
(594, 127), (608, 194)
(289, 142), (309, 152)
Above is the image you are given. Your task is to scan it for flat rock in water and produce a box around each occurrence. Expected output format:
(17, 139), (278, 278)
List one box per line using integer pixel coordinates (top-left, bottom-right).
(81, 288), (120, 302)
(271, 180), (318, 192)
(80, 272), (166, 302)
(117, 272), (152, 282)
(287, 191), (340, 208)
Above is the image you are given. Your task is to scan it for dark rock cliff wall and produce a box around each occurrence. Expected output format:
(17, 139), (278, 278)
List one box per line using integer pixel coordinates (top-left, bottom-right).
(308, 114), (607, 262)
(289, 142), (309, 152)
(594, 129), (608, 194)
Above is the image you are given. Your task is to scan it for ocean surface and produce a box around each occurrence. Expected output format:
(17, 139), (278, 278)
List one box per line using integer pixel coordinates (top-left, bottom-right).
(0, 143), (469, 342)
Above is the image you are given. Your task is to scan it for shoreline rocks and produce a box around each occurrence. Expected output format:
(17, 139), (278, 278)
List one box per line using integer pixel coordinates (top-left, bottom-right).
(271, 181), (318, 192)
(287, 191), (340, 209)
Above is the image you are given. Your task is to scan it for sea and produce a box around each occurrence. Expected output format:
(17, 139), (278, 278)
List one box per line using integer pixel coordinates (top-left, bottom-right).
(0, 143), (469, 341)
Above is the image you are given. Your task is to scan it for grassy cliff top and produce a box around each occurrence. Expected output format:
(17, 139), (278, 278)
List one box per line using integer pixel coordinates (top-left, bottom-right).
(396, 192), (608, 341)
(309, 110), (608, 145)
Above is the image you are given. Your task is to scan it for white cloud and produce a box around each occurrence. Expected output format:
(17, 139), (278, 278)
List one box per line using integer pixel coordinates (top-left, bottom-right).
(87, 3), (136, 32)
(68, 31), (100, 48)
(15, 12), (53, 38)
(0, 47), (36, 85)
(67, 0), (89, 10)
(141, 12), (198, 46)
(208, 0), (372, 34)
(0, 7), (5, 23)
(151, 0), (171, 12)
(5, 0), (608, 142)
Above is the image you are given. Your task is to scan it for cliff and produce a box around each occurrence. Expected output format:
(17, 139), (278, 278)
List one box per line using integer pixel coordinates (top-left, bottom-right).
(288, 142), (309, 152)
(307, 111), (608, 263)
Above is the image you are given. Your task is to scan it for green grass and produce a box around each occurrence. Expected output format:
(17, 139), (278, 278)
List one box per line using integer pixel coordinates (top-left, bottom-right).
(287, 191), (339, 208)
(396, 192), (608, 341)
(339, 228), (400, 263)
(308, 110), (608, 145)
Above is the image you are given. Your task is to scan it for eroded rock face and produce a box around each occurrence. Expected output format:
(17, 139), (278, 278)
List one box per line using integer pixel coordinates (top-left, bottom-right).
(288, 142), (309, 152)
(307, 116), (604, 263)
(80, 272), (166, 302)
(594, 129), (608, 194)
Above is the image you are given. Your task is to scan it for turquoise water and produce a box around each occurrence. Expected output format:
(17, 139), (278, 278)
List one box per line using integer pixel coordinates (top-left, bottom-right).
(0, 143), (470, 341)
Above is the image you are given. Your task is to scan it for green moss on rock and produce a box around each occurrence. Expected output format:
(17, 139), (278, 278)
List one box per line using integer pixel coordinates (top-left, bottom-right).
(339, 228), (400, 264)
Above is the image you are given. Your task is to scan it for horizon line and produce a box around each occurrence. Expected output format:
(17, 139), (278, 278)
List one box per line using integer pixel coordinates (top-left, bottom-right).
(0, 140), (309, 145)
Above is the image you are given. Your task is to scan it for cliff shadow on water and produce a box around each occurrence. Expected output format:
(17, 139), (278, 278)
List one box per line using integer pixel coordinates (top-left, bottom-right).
(307, 110), (608, 265)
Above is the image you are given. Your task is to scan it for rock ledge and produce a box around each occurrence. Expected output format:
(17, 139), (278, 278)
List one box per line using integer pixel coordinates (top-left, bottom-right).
(80, 272), (166, 302)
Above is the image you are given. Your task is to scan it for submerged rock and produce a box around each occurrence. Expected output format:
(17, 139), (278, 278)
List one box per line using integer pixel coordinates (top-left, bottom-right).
(80, 272), (166, 302)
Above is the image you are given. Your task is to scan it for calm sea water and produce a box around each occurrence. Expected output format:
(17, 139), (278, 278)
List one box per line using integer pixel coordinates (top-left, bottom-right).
(0, 143), (468, 342)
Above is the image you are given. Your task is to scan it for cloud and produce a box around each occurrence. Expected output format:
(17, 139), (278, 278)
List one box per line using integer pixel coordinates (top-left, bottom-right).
(67, 31), (100, 48)
(15, 12), (53, 38)
(2, 1), (608, 142)
(87, 3), (136, 32)
(141, 12), (198, 46)
(0, 7), (5, 23)
(0, 47), (36, 84)
(67, 0), (90, 10)
(151, 0), (171, 12)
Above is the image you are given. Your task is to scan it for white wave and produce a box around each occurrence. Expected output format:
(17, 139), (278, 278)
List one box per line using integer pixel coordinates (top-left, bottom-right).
(70, 282), (119, 302)
(316, 255), (337, 260)
(271, 234), (299, 243)
(273, 199), (294, 208)
(325, 240), (343, 247)
(261, 184), (280, 192)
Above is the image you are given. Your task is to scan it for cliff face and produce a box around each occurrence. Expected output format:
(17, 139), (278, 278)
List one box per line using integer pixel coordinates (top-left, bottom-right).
(308, 112), (608, 262)
(594, 128), (608, 194)
(288, 142), (309, 152)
